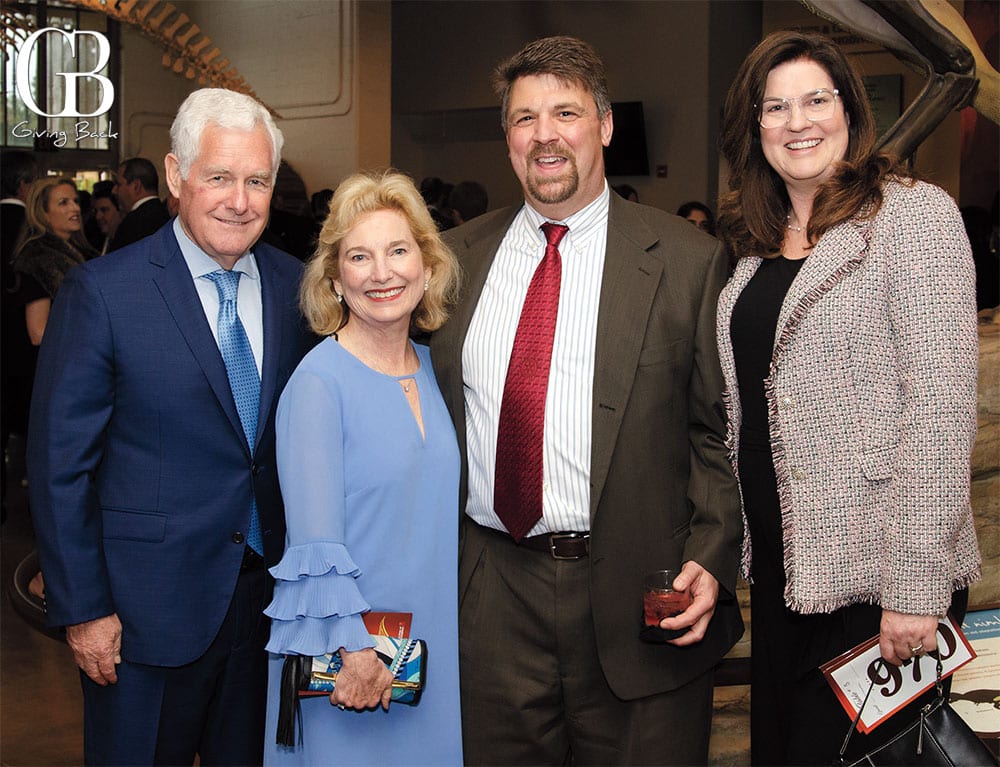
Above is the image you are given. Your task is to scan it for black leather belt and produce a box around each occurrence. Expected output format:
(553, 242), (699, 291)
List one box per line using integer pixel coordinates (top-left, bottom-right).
(473, 521), (591, 560)
(240, 546), (266, 572)
(518, 531), (590, 560)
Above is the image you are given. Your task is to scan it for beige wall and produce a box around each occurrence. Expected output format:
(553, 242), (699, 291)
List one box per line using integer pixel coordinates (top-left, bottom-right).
(116, 0), (390, 198)
(116, 28), (191, 193)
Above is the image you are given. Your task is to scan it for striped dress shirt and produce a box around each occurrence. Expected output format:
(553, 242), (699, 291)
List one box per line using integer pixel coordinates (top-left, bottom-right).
(463, 184), (610, 534)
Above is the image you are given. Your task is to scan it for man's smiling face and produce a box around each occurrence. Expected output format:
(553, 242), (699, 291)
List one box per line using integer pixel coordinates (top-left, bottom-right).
(505, 73), (613, 220)
(165, 123), (274, 269)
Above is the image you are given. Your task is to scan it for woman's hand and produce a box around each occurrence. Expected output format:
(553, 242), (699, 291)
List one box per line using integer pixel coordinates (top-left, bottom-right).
(330, 647), (393, 711)
(879, 610), (940, 666)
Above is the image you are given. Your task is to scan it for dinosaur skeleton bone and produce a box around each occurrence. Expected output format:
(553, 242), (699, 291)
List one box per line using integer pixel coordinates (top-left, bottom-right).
(62, 0), (280, 118)
(801, 0), (997, 159)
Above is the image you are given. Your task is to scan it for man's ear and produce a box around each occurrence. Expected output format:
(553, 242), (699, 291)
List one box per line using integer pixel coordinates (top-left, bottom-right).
(600, 109), (614, 148)
(164, 154), (182, 198)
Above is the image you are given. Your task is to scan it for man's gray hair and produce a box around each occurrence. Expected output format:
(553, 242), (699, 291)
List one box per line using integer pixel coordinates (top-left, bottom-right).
(170, 88), (284, 179)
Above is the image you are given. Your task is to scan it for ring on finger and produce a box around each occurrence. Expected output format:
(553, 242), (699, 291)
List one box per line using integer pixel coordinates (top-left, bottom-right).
(909, 642), (924, 655)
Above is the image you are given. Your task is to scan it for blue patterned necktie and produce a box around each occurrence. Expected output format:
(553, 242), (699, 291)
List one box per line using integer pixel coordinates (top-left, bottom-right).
(206, 269), (263, 554)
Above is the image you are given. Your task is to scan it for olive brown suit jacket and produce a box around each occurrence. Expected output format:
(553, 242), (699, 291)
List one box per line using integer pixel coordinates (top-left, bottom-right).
(431, 192), (744, 700)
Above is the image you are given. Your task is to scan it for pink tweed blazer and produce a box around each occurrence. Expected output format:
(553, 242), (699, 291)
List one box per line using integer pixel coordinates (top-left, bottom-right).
(717, 180), (982, 616)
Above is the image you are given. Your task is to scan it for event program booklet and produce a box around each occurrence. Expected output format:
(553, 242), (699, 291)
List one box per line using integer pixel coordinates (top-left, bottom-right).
(820, 613), (976, 733)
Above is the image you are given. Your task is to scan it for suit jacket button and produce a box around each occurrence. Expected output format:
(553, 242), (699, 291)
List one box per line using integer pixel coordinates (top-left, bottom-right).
(252, 463), (260, 476)
(232, 532), (245, 544)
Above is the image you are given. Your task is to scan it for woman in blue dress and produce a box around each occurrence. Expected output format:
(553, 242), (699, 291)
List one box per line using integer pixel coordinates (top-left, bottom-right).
(263, 170), (463, 765)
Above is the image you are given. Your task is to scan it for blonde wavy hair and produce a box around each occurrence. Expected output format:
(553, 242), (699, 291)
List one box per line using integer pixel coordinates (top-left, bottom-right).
(18, 177), (93, 254)
(301, 170), (461, 336)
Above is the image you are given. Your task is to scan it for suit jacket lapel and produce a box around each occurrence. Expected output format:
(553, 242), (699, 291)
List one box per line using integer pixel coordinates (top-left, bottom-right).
(149, 227), (250, 453)
(589, 196), (663, 520)
(256, 248), (283, 450)
(772, 219), (871, 368)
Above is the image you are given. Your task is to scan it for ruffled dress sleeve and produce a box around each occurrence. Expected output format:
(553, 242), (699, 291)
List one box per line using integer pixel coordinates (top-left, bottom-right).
(264, 361), (375, 656)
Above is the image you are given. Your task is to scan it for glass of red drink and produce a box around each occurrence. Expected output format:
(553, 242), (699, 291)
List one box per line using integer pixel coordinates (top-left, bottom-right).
(642, 570), (691, 626)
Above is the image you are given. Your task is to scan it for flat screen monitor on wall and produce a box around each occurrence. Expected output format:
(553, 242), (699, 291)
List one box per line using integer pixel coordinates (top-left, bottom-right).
(604, 101), (649, 177)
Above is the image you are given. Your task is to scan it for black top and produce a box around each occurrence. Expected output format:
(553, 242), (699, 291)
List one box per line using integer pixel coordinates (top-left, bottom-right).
(2, 203), (34, 369)
(108, 198), (170, 253)
(730, 255), (806, 449)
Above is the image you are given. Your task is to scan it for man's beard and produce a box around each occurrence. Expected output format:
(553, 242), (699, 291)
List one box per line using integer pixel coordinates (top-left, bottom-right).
(525, 148), (579, 206)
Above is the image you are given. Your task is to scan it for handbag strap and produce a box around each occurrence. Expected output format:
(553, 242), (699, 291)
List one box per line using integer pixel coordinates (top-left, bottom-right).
(836, 645), (945, 764)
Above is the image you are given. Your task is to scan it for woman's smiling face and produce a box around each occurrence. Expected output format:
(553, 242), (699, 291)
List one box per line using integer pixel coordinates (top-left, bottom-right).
(759, 57), (849, 195)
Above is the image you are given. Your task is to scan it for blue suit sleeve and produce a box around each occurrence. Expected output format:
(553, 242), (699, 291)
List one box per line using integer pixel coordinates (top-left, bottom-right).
(264, 365), (374, 656)
(27, 264), (117, 628)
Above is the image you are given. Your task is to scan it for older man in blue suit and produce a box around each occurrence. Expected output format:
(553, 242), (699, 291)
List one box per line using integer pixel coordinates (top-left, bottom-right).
(28, 88), (315, 765)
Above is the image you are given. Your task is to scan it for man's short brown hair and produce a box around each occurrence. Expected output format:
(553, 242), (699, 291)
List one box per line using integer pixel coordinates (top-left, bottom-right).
(492, 36), (611, 130)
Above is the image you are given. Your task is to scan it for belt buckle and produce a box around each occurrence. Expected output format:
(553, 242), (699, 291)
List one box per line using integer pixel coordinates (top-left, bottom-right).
(549, 532), (588, 560)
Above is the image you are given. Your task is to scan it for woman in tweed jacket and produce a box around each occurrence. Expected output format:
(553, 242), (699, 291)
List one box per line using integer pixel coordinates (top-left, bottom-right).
(716, 31), (981, 766)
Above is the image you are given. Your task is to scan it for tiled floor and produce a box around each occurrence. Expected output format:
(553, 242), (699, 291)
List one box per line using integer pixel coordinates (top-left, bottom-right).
(0, 434), (749, 766)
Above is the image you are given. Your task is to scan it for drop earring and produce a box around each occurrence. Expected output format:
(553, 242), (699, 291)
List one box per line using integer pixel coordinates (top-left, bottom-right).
(424, 279), (429, 292)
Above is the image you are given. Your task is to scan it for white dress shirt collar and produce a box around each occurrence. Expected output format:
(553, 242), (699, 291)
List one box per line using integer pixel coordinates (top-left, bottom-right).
(173, 217), (259, 282)
(130, 195), (160, 213)
(521, 181), (611, 240)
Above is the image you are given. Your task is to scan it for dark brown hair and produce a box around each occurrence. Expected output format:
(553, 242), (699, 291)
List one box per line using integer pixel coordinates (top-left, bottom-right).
(718, 30), (911, 260)
(492, 36), (611, 130)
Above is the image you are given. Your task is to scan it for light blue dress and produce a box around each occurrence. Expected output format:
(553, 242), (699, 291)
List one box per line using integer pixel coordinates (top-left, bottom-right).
(263, 338), (462, 766)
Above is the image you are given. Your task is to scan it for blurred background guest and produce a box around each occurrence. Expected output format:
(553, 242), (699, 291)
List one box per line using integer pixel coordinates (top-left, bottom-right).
(1, 150), (40, 522)
(90, 180), (122, 256)
(676, 200), (715, 235)
(109, 157), (170, 252)
(716, 30), (981, 766)
(961, 203), (999, 310)
(612, 182), (639, 202)
(447, 180), (488, 225)
(419, 176), (455, 231)
(76, 189), (93, 247)
(12, 177), (96, 347)
(264, 161), (316, 261)
(308, 188), (336, 252)
(310, 188), (334, 225)
(8, 175), (95, 531)
(264, 170), (463, 765)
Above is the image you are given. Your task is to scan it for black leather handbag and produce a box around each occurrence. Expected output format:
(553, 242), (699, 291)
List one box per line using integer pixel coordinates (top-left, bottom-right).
(837, 657), (997, 766)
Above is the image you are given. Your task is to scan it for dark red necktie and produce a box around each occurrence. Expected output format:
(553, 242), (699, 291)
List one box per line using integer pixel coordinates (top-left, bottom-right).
(494, 222), (568, 541)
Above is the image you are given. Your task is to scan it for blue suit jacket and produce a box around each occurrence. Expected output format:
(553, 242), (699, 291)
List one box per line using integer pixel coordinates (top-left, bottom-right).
(28, 223), (315, 667)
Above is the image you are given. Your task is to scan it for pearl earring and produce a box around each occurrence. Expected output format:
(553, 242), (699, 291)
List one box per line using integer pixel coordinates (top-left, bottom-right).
(336, 292), (343, 302)
(424, 279), (429, 292)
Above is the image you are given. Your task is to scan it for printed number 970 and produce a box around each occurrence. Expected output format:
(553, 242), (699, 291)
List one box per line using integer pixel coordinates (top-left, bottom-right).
(868, 622), (957, 698)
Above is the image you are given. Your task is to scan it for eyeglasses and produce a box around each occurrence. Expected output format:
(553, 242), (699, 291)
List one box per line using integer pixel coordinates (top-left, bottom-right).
(757, 89), (839, 129)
